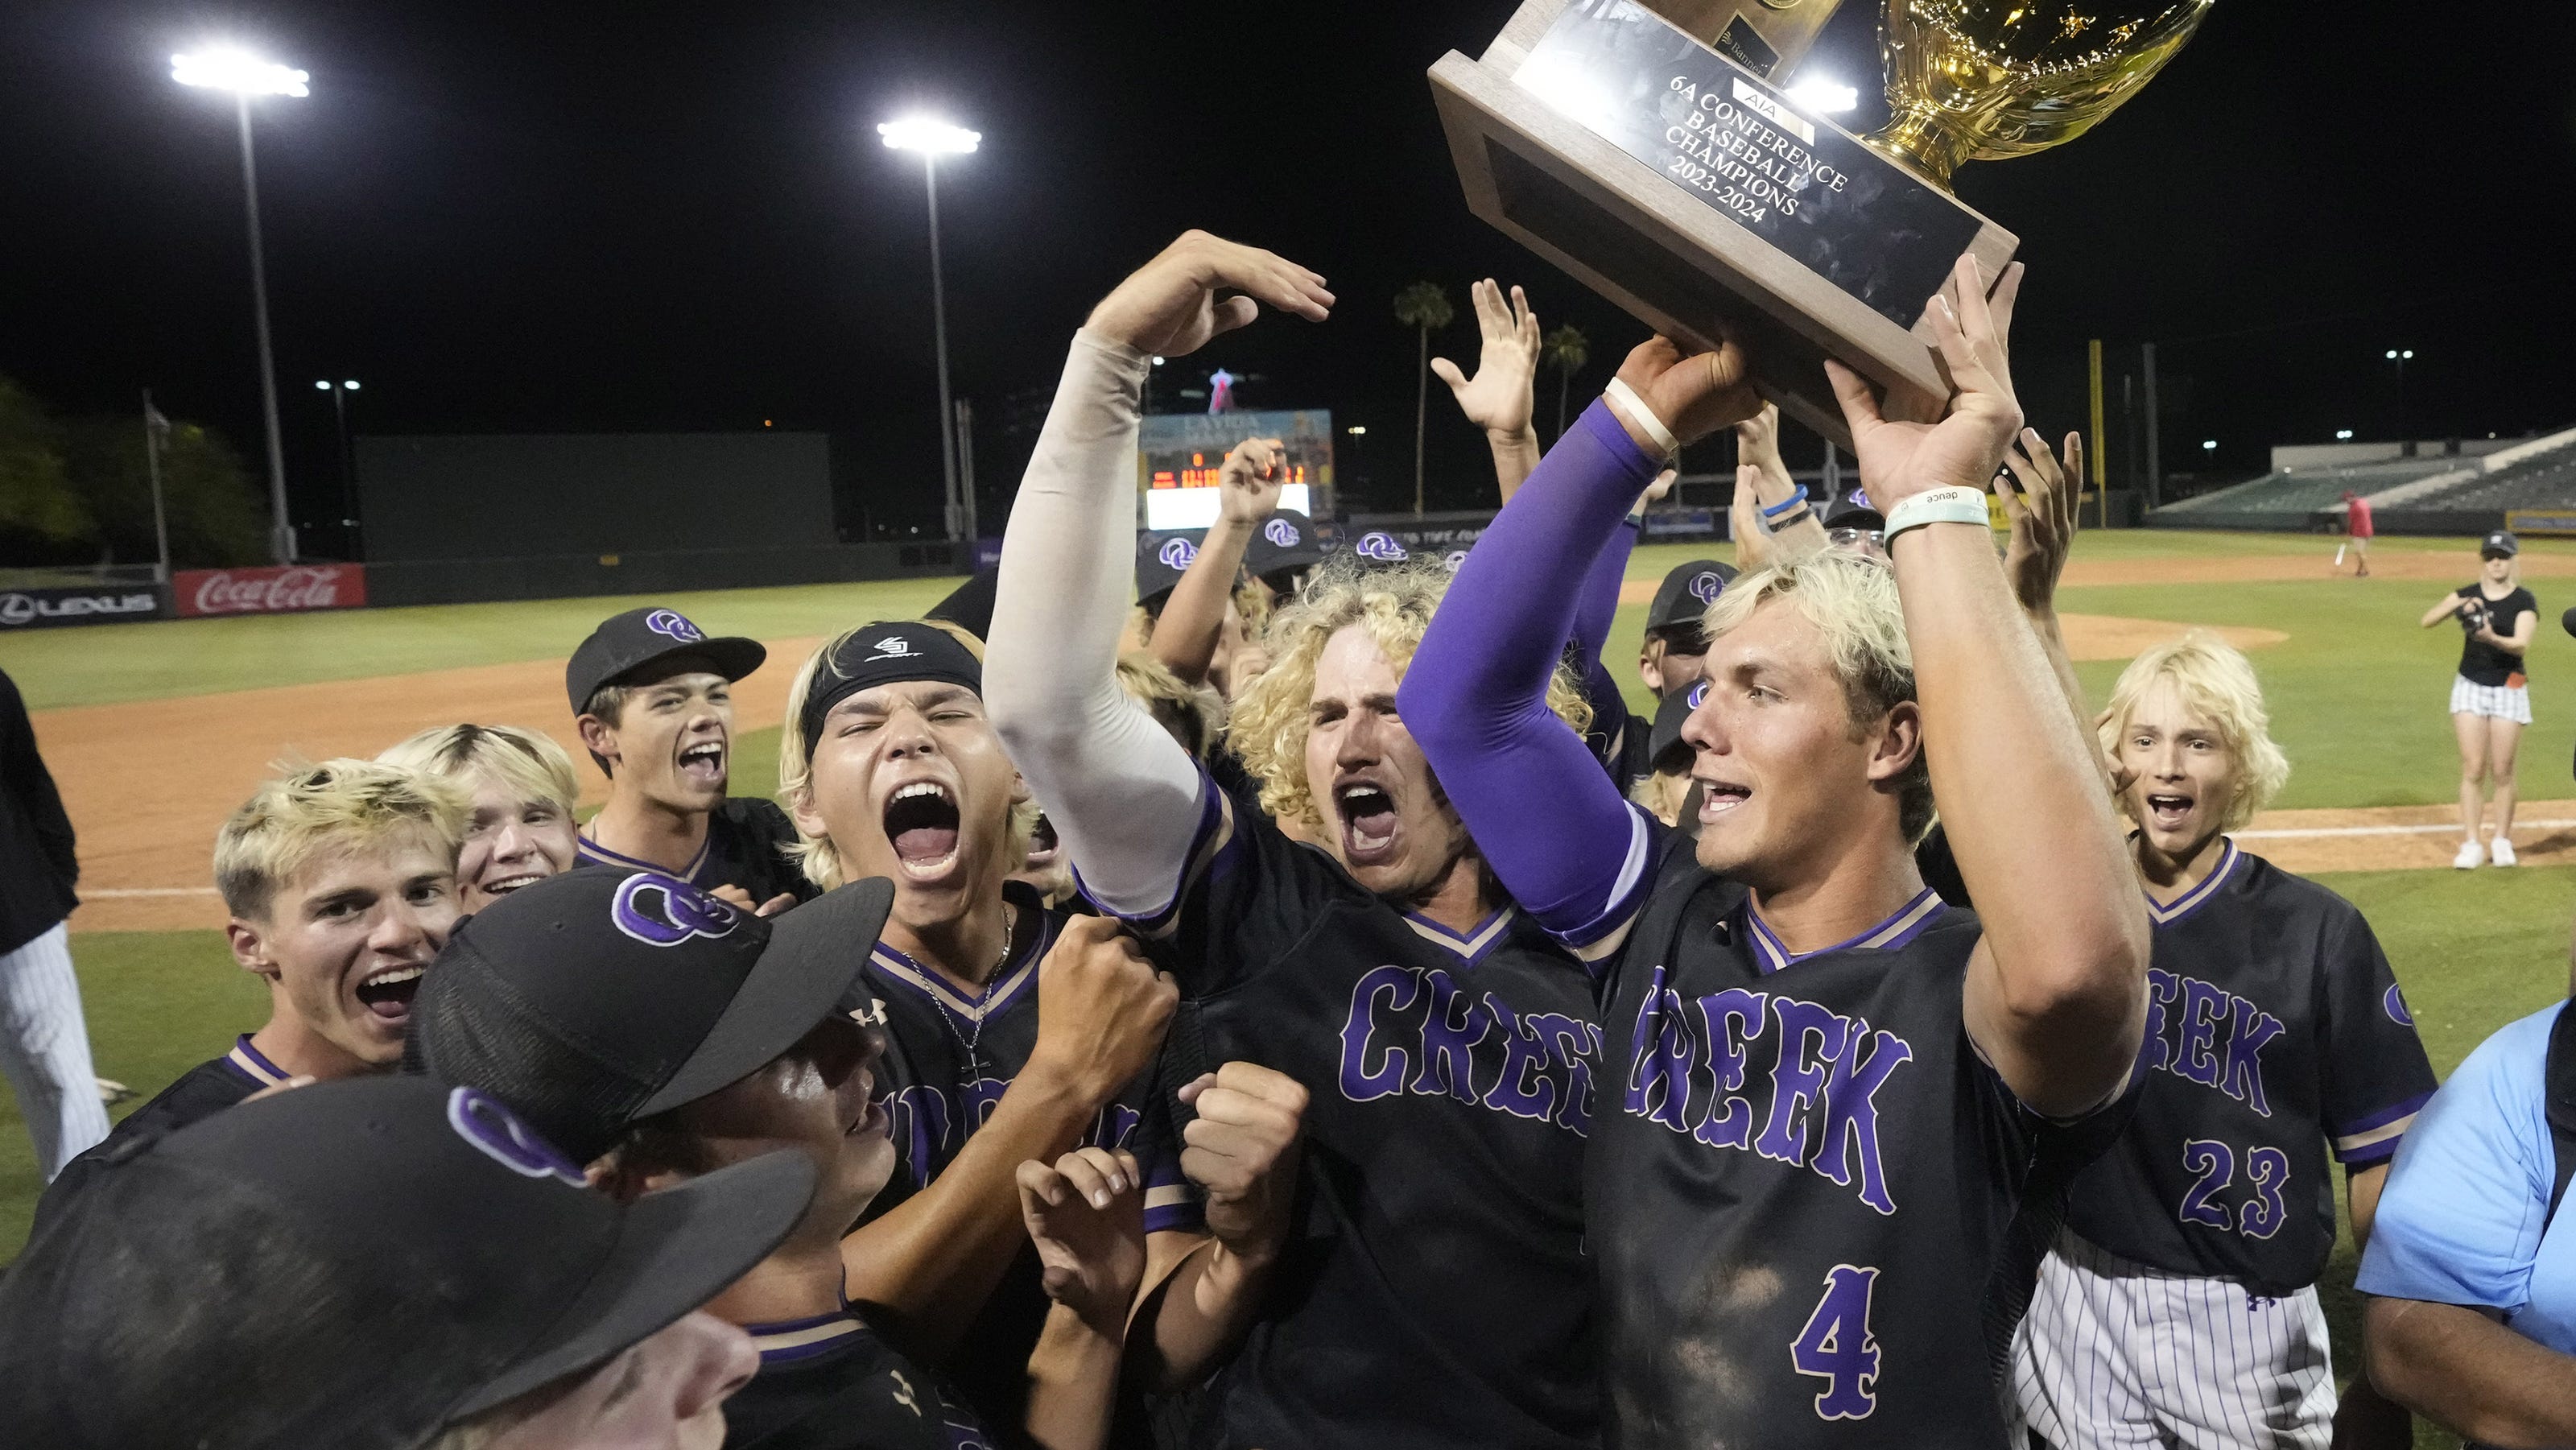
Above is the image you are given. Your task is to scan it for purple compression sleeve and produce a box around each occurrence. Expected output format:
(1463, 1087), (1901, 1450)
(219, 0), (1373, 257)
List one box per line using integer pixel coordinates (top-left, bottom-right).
(1571, 518), (1640, 671)
(1403, 399), (1662, 939)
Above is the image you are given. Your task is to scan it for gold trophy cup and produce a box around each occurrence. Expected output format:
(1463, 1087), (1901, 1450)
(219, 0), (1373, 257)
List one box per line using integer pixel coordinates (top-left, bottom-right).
(1430, 0), (2215, 444)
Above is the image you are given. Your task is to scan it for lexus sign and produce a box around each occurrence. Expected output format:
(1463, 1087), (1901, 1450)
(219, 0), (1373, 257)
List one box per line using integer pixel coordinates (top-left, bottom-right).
(0, 586), (167, 630)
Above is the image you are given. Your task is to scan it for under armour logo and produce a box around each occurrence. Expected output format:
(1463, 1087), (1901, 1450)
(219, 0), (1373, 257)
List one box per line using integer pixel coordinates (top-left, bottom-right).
(1686, 681), (1708, 708)
(863, 635), (914, 663)
(1158, 536), (1199, 569)
(890, 1369), (921, 1416)
(643, 609), (704, 642)
(1264, 518), (1299, 547)
(1356, 531), (1407, 562)
(1689, 571), (1724, 604)
(610, 872), (742, 947)
(448, 1086), (585, 1187)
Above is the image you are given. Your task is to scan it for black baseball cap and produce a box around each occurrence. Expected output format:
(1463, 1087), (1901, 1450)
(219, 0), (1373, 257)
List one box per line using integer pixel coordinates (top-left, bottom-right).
(1136, 529), (1207, 609)
(1823, 492), (1887, 535)
(1648, 679), (1707, 770)
(1646, 560), (1737, 636)
(408, 867), (895, 1163)
(2482, 530), (2520, 559)
(795, 622), (985, 762)
(1245, 509), (1327, 585)
(925, 565), (1001, 643)
(567, 607), (767, 714)
(0, 1073), (813, 1450)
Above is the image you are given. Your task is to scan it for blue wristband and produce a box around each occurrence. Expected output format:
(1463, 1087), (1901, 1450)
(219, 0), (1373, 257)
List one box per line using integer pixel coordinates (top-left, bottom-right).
(1760, 488), (1809, 520)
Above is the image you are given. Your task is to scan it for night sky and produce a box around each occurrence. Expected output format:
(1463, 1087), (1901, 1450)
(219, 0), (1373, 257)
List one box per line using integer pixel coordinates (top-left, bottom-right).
(6, 0), (2575, 545)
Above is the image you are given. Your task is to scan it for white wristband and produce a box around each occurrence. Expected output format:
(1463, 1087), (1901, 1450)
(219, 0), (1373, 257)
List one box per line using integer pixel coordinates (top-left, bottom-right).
(1602, 378), (1679, 458)
(1881, 486), (1991, 543)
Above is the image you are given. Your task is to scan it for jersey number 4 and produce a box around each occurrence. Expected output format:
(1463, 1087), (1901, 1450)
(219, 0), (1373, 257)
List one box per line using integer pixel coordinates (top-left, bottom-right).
(1790, 1265), (1881, 1419)
(2178, 1139), (2291, 1239)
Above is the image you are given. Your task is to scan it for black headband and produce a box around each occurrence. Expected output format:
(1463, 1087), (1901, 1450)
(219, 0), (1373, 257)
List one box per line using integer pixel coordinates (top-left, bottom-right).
(799, 622), (984, 761)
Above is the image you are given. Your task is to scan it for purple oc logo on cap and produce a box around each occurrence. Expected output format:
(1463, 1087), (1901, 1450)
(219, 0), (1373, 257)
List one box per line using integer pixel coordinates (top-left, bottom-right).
(610, 872), (742, 948)
(1264, 518), (1299, 548)
(1688, 571), (1724, 604)
(448, 1085), (586, 1186)
(1158, 536), (1199, 569)
(644, 609), (705, 643)
(1356, 532), (1407, 562)
(1686, 681), (1709, 709)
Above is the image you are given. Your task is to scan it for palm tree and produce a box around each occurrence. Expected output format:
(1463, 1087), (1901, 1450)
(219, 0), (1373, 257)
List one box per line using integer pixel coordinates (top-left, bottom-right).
(1542, 324), (1590, 443)
(1393, 281), (1455, 516)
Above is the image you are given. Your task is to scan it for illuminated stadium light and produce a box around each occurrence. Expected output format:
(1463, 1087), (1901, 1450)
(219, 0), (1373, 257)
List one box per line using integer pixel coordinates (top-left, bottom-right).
(171, 50), (309, 97)
(2202, 440), (2218, 451)
(877, 117), (980, 155)
(1783, 77), (1860, 114)
(2336, 429), (2354, 440)
(1348, 425), (1368, 436)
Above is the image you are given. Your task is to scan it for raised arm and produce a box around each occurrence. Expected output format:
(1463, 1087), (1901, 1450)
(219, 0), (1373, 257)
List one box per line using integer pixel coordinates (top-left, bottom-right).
(2420, 593), (2471, 628)
(1151, 436), (1285, 688)
(1432, 279), (1544, 501)
(1736, 403), (1827, 560)
(1828, 256), (2148, 1117)
(1402, 341), (1754, 941)
(985, 232), (1330, 912)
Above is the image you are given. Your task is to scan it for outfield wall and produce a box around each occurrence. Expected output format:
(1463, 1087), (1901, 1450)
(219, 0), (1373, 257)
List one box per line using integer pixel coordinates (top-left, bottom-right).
(363, 539), (971, 607)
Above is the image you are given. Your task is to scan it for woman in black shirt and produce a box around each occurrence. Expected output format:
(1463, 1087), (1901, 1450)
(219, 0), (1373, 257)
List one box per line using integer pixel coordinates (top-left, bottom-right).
(2420, 531), (2537, 867)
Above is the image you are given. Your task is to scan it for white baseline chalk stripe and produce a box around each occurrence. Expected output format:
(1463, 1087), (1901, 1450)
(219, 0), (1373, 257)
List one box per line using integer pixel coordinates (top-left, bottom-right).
(2237, 818), (2576, 841)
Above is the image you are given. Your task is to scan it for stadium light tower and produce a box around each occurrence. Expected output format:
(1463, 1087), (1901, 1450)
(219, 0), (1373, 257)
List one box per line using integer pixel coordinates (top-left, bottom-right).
(173, 48), (309, 564)
(2385, 348), (2416, 437)
(878, 115), (980, 543)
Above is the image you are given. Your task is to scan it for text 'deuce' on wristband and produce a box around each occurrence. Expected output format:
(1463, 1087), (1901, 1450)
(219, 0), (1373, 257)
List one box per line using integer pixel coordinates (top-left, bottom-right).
(1881, 486), (1991, 543)
(1602, 378), (1679, 458)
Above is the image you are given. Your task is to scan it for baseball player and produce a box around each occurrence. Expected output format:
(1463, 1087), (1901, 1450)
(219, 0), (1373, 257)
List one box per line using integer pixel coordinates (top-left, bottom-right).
(378, 722), (582, 911)
(2, 1072), (807, 1449)
(1406, 259), (2156, 1447)
(1149, 435), (1287, 696)
(2010, 634), (2436, 1449)
(33, 758), (466, 1229)
(0, 665), (109, 1179)
(778, 620), (1313, 1430)
(568, 605), (812, 909)
(990, 231), (1609, 1449)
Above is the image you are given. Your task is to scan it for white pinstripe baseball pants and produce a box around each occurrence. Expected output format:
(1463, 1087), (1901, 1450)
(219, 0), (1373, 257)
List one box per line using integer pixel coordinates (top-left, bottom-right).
(2011, 1229), (2334, 1450)
(0, 923), (110, 1179)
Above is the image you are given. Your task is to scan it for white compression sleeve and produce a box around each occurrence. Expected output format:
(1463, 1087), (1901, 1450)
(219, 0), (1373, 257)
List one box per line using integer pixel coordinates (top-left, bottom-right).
(985, 329), (1209, 916)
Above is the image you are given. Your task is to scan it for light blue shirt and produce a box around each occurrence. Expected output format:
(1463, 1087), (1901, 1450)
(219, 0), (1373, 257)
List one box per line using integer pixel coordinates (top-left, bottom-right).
(2357, 1002), (2576, 1354)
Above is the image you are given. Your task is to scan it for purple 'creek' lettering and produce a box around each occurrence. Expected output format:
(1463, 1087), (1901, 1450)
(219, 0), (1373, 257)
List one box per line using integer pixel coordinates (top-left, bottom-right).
(1619, 964), (1914, 1215)
(1336, 963), (1600, 1134)
(2143, 968), (2283, 1116)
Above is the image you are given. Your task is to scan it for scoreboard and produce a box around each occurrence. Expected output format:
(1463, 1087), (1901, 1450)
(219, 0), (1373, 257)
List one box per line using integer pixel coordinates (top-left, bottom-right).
(1138, 409), (1333, 530)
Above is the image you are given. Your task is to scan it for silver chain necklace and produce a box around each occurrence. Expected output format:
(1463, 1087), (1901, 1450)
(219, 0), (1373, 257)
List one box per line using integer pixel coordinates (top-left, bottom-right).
(935, 904), (1016, 1085)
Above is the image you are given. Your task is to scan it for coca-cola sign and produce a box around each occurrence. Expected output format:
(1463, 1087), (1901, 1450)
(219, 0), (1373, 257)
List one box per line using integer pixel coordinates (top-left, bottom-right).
(175, 564), (369, 618)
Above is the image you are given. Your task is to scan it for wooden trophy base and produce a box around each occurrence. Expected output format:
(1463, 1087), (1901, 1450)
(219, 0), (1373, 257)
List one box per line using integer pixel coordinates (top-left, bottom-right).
(1430, 0), (2017, 448)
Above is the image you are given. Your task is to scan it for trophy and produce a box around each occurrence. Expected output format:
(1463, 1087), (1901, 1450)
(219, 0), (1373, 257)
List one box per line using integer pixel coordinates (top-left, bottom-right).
(1429, 0), (2215, 446)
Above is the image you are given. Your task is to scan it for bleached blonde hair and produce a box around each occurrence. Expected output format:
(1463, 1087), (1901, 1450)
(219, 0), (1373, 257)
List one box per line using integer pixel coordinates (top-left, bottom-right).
(2099, 632), (2289, 832)
(213, 759), (470, 919)
(1117, 651), (1218, 758)
(778, 619), (1036, 891)
(1228, 558), (1592, 830)
(377, 724), (581, 818)
(1700, 551), (1934, 844)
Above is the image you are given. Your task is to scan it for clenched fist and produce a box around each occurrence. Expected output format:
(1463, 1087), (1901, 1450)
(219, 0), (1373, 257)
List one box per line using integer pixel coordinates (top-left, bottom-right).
(1026, 915), (1178, 1108)
(1179, 1061), (1307, 1266)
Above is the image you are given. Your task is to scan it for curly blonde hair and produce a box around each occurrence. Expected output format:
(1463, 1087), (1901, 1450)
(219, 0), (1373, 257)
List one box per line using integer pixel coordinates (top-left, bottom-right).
(1228, 559), (1593, 830)
(2099, 631), (2290, 833)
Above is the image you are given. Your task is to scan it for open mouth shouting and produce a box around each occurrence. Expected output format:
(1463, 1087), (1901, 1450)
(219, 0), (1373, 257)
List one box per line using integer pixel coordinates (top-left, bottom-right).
(1333, 773), (1403, 868)
(353, 962), (426, 1027)
(1695, 775), (1752, 826)
(2142, 790), (2197, 834)
(883, 779), (964, 882)
(676, 739), (727, 790)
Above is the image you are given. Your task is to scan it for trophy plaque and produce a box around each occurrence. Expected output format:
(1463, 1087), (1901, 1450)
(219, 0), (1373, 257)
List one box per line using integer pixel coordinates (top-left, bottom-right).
(1430, 0), (2214, 447)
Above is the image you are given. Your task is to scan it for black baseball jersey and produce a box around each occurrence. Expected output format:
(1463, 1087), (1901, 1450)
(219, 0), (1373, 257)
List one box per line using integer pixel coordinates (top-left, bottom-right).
(1105, 766), (1604, 1450)
(33, 1035), (287, 1234)
(2454, 584), (2537, 685)
(1587, 832), (2132, 1449)
(854, 882), (1198, 1429)
(725, 1308), (993, 1450)
(2062, 841), (2436, 1295)
(575, 796), (815, 904)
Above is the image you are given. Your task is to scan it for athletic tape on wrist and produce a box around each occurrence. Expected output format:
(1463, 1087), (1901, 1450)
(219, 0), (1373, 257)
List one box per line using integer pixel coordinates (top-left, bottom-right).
(1603, 378), (1679, 458)
(1882, 486), (1992, 543)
